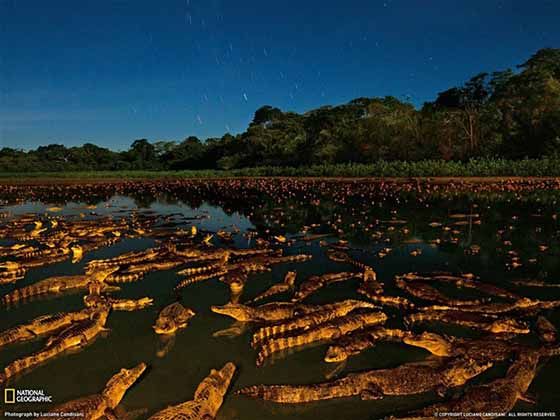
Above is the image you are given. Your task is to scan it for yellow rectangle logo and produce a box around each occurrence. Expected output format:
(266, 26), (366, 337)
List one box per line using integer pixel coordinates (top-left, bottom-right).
(4, 388), (15, 404)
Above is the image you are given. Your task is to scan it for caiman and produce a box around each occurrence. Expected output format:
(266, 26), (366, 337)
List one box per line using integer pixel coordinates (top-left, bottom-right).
(247, 271), (297, 304)
(395, 276), (485, 306)
(256, 311), (387, 367)
(293, 271), (362, 302)
(147, 362), (236, 420)
(324, 327), (412, 362)
(401, 272), (521, 300)
(211, 301), (320, 323)
(250, 299), (378, 348)
(153, 302), (196, 334)
(0, 309), (93, 348)
(236, 356), (492, 403)
(0, 305), (111, 384)
(391, 347), (560, 420)
(357, 283), (415, 309)
(420, 297), (560, 314)
(84, 294), (154, 312)
(37, 363), (146, 420)
(405, 310), (530, 334)
(1, 266), (119, 306)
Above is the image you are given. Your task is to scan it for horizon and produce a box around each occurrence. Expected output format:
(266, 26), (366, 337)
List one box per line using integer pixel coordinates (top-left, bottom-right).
(1, 0), (559, 151)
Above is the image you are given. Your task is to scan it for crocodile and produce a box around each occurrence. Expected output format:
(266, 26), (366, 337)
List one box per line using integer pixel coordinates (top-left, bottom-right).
(324, 327), (412, 362)
(211, 302), (314, 323)
(357, 284), (415, 309)
(123, 259), (186, 274)
(401, 272), (521, 300)
(86, 248), (161, 270)
(236, 356), (492, 403)
(293, 271), (362, 302)
(255, 311), (387, 367)
(1, 267), (120, 306)
(37, 363), (146, 420)
(247, 271), (297, 304)
(0, 306), (111, 384)
(83, 292), (154, 312)
(419, 297), (560, 314)
(405, 310), (530, 334)
(153, 302), (196, 334)
(392, 347), (560, 420)
(0, 309), (93, 348)
(395, 276), (485, 306)
(250, 299), (378, 348)
(147, 362), (236, 420)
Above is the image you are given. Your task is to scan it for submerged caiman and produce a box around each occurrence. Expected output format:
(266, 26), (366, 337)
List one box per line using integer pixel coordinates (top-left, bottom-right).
(236, 356), (492, 403)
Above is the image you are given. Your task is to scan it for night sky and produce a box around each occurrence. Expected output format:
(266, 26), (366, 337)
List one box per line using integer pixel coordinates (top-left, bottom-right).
(1, 0), (559, 150)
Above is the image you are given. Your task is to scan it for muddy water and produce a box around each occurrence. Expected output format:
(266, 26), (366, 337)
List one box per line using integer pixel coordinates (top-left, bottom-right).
(1, 187), (559, 419)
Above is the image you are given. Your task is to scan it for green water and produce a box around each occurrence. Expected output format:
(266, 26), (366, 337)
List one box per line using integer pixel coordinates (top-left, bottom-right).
(1, 185), (560, 419)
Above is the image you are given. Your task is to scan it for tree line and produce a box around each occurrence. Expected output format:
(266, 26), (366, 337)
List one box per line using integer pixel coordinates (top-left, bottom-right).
(2, 48), (559, 173)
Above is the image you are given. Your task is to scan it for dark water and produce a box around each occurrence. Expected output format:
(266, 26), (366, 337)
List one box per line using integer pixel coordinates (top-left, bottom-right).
(1, 181), (560, 419)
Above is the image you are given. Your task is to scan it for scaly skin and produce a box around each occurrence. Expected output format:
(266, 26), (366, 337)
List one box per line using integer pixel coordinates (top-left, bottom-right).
(105, 272), (145, 284)
(37, 363), (146, 420)
(250, 299), (378, 348)
(406, 310), (530, 334)
(236, 356), (492, 403)
(247, 271), (297, 304)
(395, 277), (484, 306)
(420, 297), (560, 314)
(83, 294), (154, 312)
(211, 302), (308, 322)
(123, 259), (186, 274)
(153, 302), (196, 334)
(148, 362), (236, 420)
(324, 327), (412, 362)
(256, 311), (387, 367)
(1, 267), (119, 306)
(293, 271), (362, 302)
(0, 306), (111, 385)
(86, 248), (160, 271)
(393, 348), (560, 420)
(0, 309), (93, 348)
(357, 284), (415, 309)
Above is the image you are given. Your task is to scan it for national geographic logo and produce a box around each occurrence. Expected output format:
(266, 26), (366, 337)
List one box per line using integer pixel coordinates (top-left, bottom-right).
(4, 389), (53, 404)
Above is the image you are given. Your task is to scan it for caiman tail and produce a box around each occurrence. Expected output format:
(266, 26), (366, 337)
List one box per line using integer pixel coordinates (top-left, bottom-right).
(1, 283), (52, 306)
(175, 270), (227, 291)
(235, 379), (356, 403)
(105, 273), (144, 284)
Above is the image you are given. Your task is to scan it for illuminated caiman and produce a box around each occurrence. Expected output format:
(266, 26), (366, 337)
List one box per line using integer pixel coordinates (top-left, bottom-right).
(395, 276), (485, 306)
(153, 302), (196, 334)
(0, 305), (111, 385)
(256, 311), (387, 367)
(292, 271), (363, 302)
(0, 309), (93, 348)
(406, 310), (530, 334)
(236, 356), (492, 403)
(37, 363), (146, 420)
(420, 297), (560, 314)
(391, 346), (560, 420)
(0, 266), (119, 306)
(250, 299), (378, 348)
(147, 362), (236, 420)
(324, 327), (412, 363)
(247, 271), (297, 304)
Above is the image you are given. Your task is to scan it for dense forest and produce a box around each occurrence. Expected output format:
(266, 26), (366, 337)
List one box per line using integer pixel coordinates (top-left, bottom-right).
(1, 48), (559, 173)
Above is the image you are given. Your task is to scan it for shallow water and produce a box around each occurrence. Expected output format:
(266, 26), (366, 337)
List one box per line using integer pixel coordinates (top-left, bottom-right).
(1, 181), (560, 419)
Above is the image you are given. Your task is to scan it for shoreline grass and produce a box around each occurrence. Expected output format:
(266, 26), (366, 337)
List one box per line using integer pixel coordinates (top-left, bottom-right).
(2, 158), (560, 180)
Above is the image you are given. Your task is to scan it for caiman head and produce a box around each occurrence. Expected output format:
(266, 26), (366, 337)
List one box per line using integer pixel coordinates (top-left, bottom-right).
(90, 266), (120, 282)
(324, 344), (349, 363)
(284, 271), (297, 287)
(153, 307), (196, 334)
(102, 362), (147, 408)
(489, 318), (530, 334)
(403, 332), (453, 357)
(211, 303), (254, 321)
(195, 362), (236, 402)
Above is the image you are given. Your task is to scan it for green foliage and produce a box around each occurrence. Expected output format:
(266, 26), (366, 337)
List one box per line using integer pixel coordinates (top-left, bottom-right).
(2, 48), (559, 174)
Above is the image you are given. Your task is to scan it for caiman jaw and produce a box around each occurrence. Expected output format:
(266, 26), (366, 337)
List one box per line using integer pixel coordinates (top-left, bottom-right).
(211, 304), (251, 321)
(102, 362), (147, 407)
(403, 332), (453, 357)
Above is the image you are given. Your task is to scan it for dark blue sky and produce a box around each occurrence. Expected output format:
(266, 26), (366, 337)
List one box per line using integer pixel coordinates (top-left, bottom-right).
(1, 0), (559, 150)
